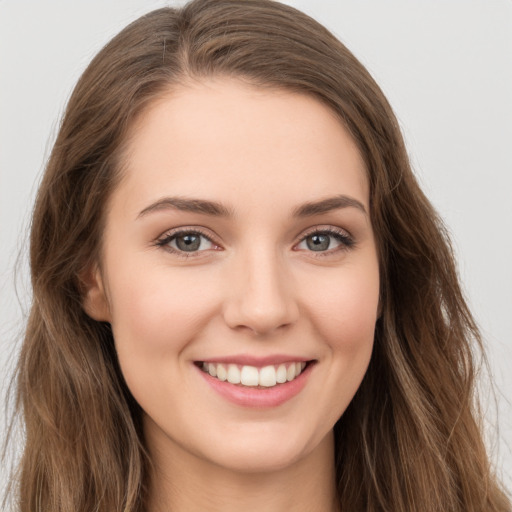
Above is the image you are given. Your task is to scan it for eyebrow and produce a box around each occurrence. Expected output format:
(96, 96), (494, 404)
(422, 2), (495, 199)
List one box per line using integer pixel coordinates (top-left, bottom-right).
(137, 197), (233, 218)
(137, 194), (367, 219)
(292, 195), (367, 217)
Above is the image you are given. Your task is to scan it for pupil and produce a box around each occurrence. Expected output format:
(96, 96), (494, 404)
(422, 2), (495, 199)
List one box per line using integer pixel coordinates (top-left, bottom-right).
(177, 234), (201, 251)
(307, 234), (329, 251)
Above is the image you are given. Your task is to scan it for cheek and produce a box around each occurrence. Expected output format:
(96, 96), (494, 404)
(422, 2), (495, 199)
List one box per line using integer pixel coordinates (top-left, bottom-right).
(304, 263), (380, 352)
(288, 260), (379, 437)
(107, 266), (221, 364)
(106, 266), (225, 417)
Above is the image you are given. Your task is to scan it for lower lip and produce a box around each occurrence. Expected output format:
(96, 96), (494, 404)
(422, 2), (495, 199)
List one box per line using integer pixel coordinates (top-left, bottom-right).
(195, 363), (314, 408)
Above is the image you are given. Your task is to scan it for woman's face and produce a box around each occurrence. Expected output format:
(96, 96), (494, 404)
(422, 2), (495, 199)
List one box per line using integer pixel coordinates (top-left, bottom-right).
(86, 79), (380, 473)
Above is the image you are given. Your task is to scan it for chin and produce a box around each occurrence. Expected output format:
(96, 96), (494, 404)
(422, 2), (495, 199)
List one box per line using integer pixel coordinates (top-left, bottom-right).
(198, 427), (327, 475)
(208, 447), (304, 474)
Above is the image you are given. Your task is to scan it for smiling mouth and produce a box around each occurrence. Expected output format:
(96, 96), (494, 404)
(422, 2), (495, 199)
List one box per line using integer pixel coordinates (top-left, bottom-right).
(195, 361), (314, 388)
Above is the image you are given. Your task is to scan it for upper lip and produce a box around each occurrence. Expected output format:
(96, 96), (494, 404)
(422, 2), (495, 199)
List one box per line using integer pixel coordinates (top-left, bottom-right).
(196, 354), (314, 367)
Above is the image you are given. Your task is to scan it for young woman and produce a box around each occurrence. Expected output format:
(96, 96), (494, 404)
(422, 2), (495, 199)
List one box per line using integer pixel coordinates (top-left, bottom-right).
(5, 0), (511, 510)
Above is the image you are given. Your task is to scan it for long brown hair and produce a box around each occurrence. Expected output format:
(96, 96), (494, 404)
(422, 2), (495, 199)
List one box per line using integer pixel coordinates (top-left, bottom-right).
(5, 0), (510, 510)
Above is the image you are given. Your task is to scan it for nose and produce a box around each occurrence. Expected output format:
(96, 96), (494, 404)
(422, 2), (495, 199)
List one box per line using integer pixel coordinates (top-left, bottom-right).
(222, 246), (299, 336)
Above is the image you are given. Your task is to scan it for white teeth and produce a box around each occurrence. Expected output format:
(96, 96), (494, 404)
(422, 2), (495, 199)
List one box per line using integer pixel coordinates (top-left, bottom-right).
(201, 361), (308, 388)
(216, 364), (227, 381)
(259, 366), (277, 387)
(240, 365), (259, 386)
(276, 364), (287, 383)
(227, 364), (241, 384)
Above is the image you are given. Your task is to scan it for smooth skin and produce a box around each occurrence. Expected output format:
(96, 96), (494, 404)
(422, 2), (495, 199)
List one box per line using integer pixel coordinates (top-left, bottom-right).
(84, 78), (380, 512)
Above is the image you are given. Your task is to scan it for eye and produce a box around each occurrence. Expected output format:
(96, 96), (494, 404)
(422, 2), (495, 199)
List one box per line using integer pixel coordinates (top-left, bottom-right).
(156, 229), (218, 257)
(295, 228), (354, 254)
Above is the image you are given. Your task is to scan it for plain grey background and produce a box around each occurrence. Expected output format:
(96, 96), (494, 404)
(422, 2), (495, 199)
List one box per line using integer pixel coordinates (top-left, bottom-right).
(1, 0), (511, 496)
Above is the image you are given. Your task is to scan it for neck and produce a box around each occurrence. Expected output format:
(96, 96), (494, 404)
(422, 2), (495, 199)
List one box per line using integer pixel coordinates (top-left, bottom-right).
(145, 425), (339, 512)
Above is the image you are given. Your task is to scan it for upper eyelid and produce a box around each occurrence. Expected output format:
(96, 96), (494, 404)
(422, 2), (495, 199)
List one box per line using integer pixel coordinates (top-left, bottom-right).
(157, 225), (351, 242)
(297, 225), (352, 239)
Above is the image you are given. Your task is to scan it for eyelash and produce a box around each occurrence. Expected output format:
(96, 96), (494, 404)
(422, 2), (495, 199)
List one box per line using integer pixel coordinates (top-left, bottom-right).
(155, 226), (355, 259)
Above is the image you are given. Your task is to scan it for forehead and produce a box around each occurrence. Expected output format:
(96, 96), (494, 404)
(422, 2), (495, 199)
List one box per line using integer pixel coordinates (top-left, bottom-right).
(114, 78), (369, 219)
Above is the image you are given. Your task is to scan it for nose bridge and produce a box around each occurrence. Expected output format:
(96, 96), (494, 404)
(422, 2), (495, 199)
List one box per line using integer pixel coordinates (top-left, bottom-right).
(223, 240), (299, 336)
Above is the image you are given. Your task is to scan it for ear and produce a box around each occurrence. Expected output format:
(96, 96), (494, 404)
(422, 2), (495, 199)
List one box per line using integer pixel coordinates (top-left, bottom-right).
(80, 264), (112, 322)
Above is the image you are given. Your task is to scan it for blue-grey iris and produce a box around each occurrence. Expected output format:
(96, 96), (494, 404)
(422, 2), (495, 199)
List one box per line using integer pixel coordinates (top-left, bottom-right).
(176, 234), (201, 251)
(307, 234), (330, 251)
